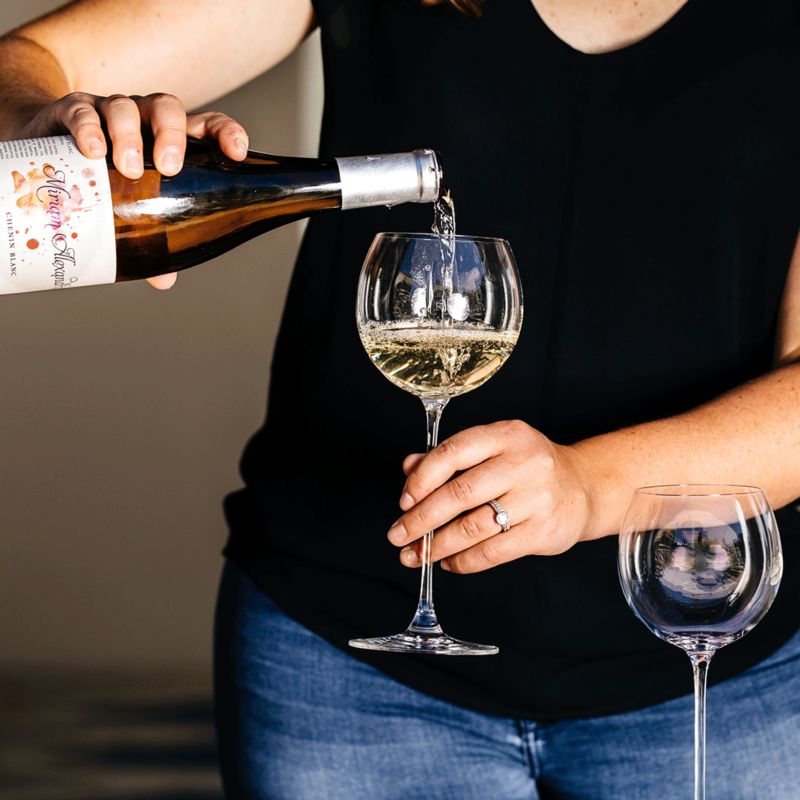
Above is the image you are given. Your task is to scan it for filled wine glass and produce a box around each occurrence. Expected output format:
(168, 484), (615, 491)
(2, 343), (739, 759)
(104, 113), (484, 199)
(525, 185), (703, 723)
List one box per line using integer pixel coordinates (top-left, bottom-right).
(349, 231), (523, 655)
(618, 485), (783, 800)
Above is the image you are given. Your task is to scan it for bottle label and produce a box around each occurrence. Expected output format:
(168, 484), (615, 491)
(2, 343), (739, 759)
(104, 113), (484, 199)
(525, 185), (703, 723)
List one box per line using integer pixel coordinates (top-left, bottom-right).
(0, 135), (116, 294)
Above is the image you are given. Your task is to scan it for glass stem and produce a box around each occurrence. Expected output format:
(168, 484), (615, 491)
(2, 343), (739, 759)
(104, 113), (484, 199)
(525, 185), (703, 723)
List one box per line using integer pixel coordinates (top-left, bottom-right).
(408, 398), (449, 634)
(690, 652), (713, 800)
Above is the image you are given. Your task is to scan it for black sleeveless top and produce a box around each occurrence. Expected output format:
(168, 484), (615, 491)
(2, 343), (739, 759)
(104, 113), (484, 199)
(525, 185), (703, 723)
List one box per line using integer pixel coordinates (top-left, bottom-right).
(223, 0), (800, 720)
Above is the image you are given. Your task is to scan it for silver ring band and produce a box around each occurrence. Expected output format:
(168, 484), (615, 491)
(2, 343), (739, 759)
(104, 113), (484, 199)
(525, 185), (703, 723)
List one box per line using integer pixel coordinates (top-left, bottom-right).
(488, 499), (511, 532)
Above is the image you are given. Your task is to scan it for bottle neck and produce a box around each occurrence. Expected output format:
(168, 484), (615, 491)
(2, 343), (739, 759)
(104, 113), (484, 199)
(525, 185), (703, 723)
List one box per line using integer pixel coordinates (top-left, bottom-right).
(192, 147), (344, 215)
(112, 142), (441, 221)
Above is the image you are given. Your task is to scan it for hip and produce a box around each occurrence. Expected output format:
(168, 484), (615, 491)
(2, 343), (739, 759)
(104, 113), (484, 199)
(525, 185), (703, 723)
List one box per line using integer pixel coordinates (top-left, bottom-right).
(212, 559), (800, 800)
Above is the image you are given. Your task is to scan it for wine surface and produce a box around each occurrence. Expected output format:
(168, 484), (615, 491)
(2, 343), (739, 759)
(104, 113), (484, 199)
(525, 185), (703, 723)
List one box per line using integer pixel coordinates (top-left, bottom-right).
(359, 321), (518, 398)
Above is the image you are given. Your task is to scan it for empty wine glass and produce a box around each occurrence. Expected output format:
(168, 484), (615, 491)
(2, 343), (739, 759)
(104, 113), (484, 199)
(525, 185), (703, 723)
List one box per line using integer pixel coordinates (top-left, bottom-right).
(349, 232), (523, 655)
(618, 485), (783, 800)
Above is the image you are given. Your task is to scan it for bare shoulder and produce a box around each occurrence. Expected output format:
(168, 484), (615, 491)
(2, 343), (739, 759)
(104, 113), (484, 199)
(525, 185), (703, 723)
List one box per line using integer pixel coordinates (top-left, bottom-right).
(11, 0), (315, 108)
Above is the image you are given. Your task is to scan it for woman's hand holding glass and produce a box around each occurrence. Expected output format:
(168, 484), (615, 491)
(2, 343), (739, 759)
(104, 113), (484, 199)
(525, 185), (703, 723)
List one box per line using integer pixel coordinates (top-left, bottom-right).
(390, 420), (596, 572)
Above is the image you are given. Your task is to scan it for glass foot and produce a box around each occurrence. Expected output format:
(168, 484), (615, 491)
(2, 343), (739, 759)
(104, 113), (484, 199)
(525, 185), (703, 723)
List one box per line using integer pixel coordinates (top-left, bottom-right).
(349, 629), (498, 656)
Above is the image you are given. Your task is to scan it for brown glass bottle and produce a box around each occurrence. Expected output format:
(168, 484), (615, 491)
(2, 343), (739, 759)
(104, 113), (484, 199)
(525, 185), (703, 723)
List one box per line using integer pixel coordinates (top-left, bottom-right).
(112, 139), (442, 280)
(0, 135), (441, 294)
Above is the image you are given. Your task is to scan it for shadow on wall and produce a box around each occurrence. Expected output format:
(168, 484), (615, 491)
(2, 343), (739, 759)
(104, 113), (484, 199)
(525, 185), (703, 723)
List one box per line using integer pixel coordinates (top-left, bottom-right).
(0, 667), (221, 799)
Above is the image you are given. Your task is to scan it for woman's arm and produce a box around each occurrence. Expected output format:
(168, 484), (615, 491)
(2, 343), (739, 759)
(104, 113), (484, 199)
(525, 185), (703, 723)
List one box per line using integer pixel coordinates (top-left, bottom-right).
(0, 0), (314, 174)
(388, 231), (800, 573)
(0, 0), (314, 127)
(577, 229), (800, 536)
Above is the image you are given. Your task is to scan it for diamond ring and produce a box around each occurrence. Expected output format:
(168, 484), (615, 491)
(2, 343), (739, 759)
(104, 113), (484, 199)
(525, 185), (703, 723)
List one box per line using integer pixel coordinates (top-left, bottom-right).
(488, 499), (511, 532)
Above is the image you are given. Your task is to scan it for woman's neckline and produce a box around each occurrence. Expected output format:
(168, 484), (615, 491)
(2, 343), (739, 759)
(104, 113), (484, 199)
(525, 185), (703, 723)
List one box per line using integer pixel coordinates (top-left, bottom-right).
(526, 0), (695, 58)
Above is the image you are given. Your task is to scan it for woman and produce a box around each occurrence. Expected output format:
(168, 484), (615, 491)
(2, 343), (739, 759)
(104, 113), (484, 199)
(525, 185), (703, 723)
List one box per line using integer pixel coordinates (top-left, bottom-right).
(1, 0), (798, 797)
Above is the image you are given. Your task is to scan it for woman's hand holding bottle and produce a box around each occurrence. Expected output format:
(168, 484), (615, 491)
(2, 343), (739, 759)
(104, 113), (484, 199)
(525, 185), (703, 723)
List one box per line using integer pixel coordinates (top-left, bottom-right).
(13, 92), (250, 289)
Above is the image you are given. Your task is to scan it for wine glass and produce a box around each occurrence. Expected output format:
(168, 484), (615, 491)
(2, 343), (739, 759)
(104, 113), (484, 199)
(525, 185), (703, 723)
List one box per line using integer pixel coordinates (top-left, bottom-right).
(618, 485), (783, 800)
(349, 232), (523, 655)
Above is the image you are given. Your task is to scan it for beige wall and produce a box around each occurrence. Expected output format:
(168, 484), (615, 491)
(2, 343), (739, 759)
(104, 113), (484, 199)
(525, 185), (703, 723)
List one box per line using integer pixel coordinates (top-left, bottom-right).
(0, 1), (323, 666)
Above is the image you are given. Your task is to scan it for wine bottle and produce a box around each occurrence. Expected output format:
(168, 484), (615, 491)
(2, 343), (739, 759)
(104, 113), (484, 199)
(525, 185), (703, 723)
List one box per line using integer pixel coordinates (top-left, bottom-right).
(0, 135), (441, 294)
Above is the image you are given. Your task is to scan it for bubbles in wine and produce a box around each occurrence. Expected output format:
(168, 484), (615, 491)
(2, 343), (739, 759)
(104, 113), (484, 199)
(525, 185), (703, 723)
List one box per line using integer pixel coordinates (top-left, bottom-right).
(359, 320), (518, 399)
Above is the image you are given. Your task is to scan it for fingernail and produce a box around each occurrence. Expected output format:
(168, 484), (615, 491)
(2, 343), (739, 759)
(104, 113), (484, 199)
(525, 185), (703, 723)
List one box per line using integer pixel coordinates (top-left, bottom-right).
(399, 492), (415, 511)
(88, 139), (105, 156)
(123, 149), (142, 176)
(440, 560), (451, 572)
(234, 137), (248, 157)
(160, 148), (181, 175)
(387, 522), (406, 546)
(400, 547), (419, 567)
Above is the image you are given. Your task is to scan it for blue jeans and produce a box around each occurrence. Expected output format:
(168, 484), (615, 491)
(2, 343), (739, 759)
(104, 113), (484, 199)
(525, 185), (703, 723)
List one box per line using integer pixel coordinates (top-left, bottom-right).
(213, 561), (800, 799)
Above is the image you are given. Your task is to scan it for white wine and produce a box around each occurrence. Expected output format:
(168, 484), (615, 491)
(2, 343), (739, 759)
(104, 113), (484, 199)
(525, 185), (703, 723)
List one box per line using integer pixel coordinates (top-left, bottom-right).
(0, 136), (441, 295)
(359, 321), (518, 398)
(432, 188), (457, 307)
